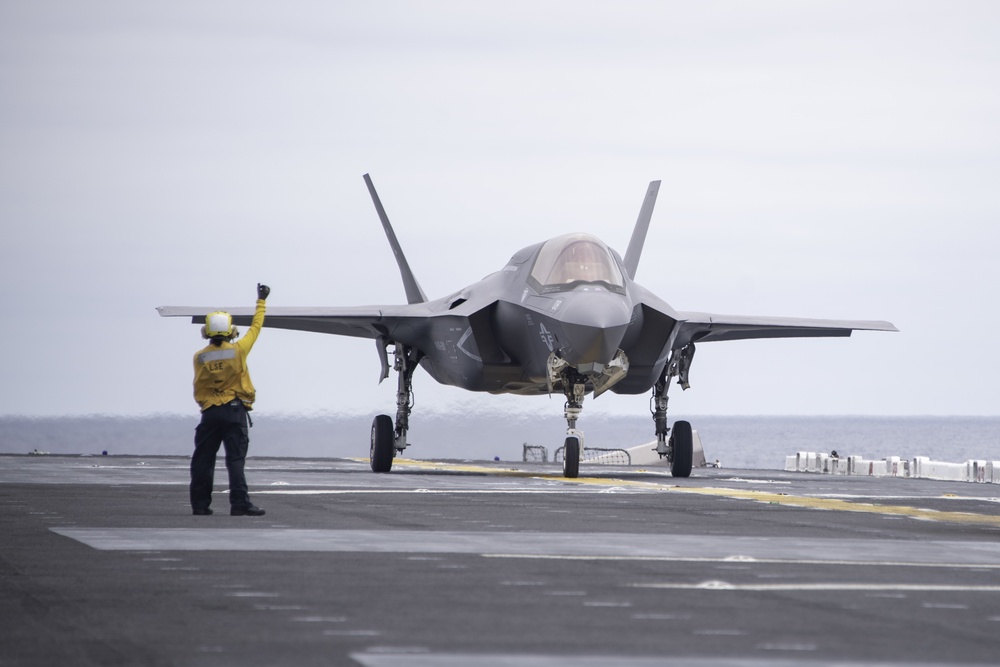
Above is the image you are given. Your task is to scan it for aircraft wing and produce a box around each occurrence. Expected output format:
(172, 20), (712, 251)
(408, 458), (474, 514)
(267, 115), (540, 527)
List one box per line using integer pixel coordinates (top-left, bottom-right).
(155, 305), (424, 340)
(673, 311), (898, 349)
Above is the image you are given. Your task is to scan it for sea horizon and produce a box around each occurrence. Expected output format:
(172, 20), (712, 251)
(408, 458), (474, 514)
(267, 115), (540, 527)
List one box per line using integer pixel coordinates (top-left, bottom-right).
(2, 413), (998, 470)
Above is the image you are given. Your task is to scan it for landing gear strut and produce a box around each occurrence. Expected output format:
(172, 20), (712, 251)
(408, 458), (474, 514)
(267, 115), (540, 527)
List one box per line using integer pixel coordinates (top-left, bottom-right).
(370, 343), (419, 473)
(560, 369), (586, 479)
(651, 343), (695, 478)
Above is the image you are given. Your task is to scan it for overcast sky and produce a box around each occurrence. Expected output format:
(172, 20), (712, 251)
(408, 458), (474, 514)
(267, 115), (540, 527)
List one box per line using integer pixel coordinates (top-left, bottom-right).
(1, 1), (997, 419)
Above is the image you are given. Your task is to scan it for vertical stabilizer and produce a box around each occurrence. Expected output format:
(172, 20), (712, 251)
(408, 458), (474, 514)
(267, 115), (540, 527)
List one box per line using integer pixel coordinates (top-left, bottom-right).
(363, 173), (428, 304)
(623, 180), (661, 280)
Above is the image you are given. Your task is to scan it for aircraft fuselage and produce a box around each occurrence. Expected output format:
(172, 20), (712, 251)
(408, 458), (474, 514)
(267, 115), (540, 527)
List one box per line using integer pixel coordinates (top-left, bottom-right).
(385, 235), (680, 398)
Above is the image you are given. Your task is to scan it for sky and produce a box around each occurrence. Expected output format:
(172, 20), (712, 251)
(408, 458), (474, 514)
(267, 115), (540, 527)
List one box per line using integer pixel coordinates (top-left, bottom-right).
(1, 1), (998, 419)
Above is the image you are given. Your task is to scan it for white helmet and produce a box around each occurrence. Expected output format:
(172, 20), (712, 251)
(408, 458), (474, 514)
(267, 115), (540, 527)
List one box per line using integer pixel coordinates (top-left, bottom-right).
(201, 311), (239, 339)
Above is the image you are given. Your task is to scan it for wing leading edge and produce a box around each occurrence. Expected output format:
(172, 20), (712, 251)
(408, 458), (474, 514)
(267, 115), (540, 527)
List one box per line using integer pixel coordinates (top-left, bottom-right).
(155, 305), (424, 340)
(673, 311), (897, 349)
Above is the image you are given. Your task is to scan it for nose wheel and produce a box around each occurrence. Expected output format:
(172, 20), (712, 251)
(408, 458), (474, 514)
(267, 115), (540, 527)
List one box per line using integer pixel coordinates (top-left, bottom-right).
(559, 373), (586, 479)
(563, 433), (581, 478)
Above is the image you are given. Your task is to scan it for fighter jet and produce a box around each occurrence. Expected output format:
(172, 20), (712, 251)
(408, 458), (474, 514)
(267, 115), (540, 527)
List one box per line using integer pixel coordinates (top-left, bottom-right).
(158, 175), (896, 478)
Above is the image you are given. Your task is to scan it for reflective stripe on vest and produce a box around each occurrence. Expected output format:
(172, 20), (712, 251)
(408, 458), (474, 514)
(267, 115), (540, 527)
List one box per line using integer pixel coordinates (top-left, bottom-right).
(197, 349), (237, 365)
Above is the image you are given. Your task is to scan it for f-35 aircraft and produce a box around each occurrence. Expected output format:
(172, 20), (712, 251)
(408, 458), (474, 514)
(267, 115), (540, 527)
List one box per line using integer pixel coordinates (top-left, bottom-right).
(158, 175), (896, 478)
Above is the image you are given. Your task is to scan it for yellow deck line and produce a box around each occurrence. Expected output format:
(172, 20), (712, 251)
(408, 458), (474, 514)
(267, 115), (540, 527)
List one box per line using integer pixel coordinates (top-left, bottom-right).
(669, 485), (1000, 527)
(353, 458), (1000, 528)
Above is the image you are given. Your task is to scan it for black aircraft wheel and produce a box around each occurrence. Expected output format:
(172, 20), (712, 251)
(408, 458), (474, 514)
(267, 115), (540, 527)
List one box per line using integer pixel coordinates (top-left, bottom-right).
(670, 420), (693, 478)
(563, 435), (580, 479)
(370, 414), (395, 473)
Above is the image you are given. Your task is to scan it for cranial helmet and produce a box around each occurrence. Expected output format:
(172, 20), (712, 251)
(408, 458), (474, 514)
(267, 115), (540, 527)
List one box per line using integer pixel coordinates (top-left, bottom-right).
(201, 311), (238, 339)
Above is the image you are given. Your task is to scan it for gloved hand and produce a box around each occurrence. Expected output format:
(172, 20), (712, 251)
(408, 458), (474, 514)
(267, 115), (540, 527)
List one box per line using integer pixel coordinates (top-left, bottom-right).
(257, 283), (270, 301)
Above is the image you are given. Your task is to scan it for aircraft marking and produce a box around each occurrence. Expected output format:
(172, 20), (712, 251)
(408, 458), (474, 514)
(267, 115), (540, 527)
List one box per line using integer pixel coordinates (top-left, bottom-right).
(631, 582), (1000, 592)
(50, 528), (1000, 567)
(349, 655), (989, 667)
(539, 324), (555, 351)
(457, 327), (482, 362)
(482, 553), (1000, 569)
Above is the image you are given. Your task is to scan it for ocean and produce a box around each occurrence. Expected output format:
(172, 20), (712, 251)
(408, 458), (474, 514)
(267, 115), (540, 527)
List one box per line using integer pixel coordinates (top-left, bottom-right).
(1, 414), (998, 469)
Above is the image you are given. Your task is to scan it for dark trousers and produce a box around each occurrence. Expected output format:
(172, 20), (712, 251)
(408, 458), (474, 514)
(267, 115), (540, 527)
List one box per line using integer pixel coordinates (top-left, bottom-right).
(190, 401), (252, 510)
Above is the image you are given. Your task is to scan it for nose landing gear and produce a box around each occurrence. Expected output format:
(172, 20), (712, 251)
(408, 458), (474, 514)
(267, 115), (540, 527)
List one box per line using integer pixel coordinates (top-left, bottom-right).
(560, 371), (586, 479)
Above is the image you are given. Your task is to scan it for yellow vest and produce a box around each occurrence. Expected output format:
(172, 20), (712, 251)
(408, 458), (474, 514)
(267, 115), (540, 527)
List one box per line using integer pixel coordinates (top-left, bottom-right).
(193, 299), (266, 411)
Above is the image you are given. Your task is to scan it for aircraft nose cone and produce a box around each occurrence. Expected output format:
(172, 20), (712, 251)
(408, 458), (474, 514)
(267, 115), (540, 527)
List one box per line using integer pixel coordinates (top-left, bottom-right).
(557, 292), (631, 368)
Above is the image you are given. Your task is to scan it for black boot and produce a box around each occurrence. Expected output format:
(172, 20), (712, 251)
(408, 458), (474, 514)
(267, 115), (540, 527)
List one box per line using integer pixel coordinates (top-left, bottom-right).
(231, 503), (265, 516)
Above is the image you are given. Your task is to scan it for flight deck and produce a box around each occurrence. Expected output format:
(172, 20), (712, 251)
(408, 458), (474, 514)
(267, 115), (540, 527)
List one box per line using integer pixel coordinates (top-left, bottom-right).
(2, 454), (999, 666)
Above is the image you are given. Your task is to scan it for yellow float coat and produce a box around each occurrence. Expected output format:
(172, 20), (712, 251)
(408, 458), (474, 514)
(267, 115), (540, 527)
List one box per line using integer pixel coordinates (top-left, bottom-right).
(192, 299), (266, 411)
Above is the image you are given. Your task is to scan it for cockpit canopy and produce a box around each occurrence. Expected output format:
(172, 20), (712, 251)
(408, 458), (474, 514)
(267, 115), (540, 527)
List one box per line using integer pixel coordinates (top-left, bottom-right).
(528, 233), (626, 294)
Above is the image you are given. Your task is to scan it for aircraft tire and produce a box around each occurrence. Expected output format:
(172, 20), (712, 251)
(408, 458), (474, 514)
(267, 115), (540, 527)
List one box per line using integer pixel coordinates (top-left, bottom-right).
(670, 420), (693, 478)
(563, 436), (580, 479)
(370, 414), (394, 473)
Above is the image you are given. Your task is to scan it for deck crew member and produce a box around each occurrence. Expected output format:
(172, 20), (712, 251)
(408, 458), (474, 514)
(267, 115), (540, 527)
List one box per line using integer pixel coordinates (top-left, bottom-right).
(190, 283), (270, 516)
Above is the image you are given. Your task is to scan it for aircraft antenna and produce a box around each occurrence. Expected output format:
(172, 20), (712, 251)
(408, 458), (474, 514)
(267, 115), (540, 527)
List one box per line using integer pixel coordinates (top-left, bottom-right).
(363, 173), (428, 304)
(623, 180), (661, 280)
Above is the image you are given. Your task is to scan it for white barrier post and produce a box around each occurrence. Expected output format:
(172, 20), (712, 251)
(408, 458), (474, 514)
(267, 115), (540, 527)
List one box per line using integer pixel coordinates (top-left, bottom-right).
(847, 455), (862, 476)
(887, 457), (901, 477)
(786, 452), (1000, 484)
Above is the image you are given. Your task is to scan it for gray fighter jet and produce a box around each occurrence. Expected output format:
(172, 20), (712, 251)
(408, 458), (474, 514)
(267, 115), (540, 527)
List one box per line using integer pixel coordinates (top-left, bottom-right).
(158, 175), (896, 478)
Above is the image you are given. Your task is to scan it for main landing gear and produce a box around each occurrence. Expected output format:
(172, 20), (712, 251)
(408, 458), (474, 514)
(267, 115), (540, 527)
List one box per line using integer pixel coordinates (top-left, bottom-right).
(370, 343), (419, 473)
(652, 343), (696, 478)
(368, 341), (697, 480)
